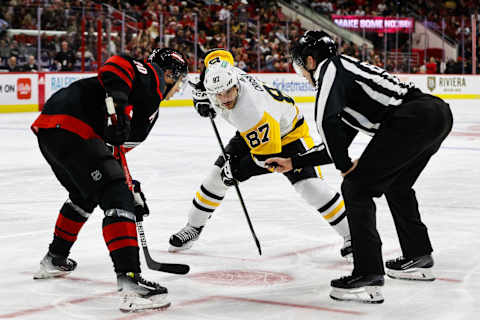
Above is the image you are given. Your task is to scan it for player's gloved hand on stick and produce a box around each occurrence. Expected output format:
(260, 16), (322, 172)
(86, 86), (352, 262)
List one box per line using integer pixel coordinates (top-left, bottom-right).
(132, 180), (149, 218)
(220, 156), (236, 187)
(191, 84), (216, 118)
(105, 105), (131, 146)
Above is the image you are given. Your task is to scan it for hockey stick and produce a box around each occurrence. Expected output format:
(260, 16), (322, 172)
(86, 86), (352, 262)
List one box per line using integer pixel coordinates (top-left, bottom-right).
(106, 97), (190, 275)
(208, 115), (262, 255)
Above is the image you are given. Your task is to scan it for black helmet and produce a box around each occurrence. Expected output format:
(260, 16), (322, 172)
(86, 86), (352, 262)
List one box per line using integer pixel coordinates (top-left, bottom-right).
(148, 48), (188, 82)
(290, 30), (337, 68)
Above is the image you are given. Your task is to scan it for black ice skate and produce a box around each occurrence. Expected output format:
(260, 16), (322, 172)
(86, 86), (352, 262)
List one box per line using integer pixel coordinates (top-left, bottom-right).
(386, 254), (435, 281)
(168, 224), (203, 252)
(33, 251), (77, 279)
(330, 274), (384, 304)
(117, 272), (170, 312)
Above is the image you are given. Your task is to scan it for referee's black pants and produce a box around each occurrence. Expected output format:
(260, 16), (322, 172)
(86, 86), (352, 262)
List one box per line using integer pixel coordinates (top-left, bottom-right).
(341, 94), (453, 276)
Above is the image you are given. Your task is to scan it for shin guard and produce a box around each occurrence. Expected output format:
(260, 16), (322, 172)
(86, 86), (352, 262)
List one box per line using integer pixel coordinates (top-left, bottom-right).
(49, 200), (91, 257)
(294, 178), (350, 239)
(102, 214), (140, 273)
(189, 166), (227, 227)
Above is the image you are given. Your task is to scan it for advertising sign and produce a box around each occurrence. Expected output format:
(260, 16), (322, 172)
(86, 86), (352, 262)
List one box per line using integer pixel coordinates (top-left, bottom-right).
(331, 15), (415, 33)
(0, 73), (38, 112)
(44, 72), (96, 100)
(1, 72), (480, 113)
(399, 74), (480, 99)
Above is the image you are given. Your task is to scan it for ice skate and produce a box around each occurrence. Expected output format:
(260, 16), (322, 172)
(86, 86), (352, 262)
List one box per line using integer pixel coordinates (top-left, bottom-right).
(330, 274), (384, 304)
(168, 224), (203, 252)
(33, 252), (77, 279)
(340, 237), (353, 261)
(386, 254), (435, 281)
(117, 272), (170, 312)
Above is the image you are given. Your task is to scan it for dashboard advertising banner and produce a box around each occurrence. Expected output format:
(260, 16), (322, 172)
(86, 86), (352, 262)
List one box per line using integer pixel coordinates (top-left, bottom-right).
(44, 73), (95, 99)
(0, 72), (479, 113)
(0, 73), (38, 112)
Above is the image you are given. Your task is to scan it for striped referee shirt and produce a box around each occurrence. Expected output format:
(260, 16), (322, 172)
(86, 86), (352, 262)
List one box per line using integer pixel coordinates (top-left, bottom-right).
(308, 54), (419, 173)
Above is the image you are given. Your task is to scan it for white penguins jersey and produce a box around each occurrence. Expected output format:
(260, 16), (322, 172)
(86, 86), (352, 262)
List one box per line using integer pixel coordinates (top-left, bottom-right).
(212, 72), (309, 160)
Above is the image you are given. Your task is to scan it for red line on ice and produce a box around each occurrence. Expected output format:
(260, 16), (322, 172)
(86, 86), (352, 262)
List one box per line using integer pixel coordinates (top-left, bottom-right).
(163, 243), (336, 261)
(0, 291), (117, 319)
(112, 295), (366, 320)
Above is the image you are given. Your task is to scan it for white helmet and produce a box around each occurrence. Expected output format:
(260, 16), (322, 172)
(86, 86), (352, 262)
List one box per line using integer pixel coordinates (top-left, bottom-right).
(203, 61), (239, 109)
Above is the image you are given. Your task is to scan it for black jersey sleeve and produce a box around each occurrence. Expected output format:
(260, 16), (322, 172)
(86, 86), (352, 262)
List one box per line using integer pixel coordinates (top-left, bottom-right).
(315, 58), (354, 173)
(291, 143), (332, 169)
(98, 55), (135, 107)
(290, 121), (358, 169)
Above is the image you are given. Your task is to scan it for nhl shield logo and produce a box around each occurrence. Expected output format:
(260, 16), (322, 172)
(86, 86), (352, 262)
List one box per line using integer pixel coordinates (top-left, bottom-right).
(427, 76), (436, 92)
(91, 169), (102, 181)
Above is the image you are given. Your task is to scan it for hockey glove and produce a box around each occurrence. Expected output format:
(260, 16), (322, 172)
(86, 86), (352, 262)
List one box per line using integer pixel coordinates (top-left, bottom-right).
(104, 106), (131, 146)
(220, 157), (236, 187)
(132, 180), (149, 218)
(192, 86), (216, 118)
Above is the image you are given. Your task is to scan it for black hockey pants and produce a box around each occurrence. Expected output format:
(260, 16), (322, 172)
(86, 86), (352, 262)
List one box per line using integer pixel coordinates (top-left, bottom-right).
(341, 94), (453, 276)
(37, 128), (140, 273)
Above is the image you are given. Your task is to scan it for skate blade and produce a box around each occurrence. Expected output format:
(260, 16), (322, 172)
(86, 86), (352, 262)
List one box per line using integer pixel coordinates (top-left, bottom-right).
(168, 242), (194, 253)
(386, 268), (435, 281)
(33, 269), (71, 280)
(120, 301), (171, 313)
(330, 286), (384, 304)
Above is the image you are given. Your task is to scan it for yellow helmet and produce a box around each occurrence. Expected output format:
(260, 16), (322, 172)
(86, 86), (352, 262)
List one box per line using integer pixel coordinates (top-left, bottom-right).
(204, 49), (234, 68)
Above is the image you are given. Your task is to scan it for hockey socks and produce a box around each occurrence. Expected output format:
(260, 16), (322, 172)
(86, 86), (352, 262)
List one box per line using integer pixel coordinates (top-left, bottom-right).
(168, 167), (226, 252)
(49, 200), (90, 257)
(294, 178), (351, 250)
(189, 166), (227, 227)
(102, 214), (140, 273)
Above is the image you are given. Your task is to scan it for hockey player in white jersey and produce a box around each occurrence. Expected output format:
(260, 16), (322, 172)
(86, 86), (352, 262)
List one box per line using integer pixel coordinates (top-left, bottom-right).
(169, 50), (351, 258)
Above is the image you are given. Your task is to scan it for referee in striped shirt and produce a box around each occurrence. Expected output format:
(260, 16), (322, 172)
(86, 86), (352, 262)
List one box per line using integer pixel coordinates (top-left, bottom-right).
(266, 30), (453, 303)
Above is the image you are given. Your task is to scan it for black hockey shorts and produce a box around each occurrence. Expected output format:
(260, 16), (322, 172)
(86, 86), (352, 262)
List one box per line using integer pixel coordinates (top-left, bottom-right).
(343, 94), (453, 197)
(36, 128), (128, 212)
(214, 132), (321, 185)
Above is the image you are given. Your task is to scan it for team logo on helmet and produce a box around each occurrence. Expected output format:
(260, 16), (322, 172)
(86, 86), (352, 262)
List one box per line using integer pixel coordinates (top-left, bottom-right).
(171, 52), (185, 63)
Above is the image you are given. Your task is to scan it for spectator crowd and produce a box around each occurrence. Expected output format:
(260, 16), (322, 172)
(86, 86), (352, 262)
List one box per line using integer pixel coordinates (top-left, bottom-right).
(0, 0), (479, 74)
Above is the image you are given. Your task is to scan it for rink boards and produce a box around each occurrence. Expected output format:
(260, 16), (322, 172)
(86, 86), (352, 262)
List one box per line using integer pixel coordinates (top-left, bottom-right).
(0, 72), (479, 113)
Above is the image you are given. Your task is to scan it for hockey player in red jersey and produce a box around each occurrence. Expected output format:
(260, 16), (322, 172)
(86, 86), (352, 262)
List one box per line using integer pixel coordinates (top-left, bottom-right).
(31, 48), (188, 312)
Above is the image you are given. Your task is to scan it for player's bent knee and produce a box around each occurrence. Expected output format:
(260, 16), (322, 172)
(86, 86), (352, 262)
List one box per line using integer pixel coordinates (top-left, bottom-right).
(202, 166), (228, 194)
(214, 154), (227, 168)
(214, 154), (251, 183)
(99, 180), (135, 213)
(104, 207), (136, 221)
(294, 178), (337, 208)
(66, 198), (94, 218)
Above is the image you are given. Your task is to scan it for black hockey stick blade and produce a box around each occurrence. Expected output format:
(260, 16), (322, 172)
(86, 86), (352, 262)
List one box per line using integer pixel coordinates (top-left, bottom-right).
(142, 246), (190, 274)
(137, 221), (190, 275)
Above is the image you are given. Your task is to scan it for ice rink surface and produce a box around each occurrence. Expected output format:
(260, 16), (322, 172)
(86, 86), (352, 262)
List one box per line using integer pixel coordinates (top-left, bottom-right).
(0, 100), (479, 319)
